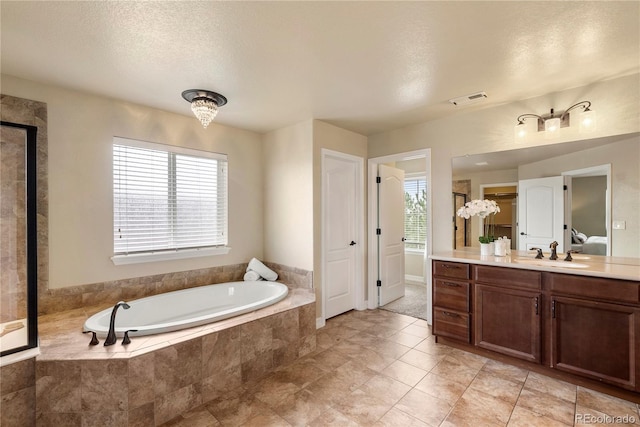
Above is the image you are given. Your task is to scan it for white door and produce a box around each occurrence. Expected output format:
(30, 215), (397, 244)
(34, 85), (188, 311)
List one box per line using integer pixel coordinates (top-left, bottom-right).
(518, 176), (569, 253)
(323, 153), (359, 318)
(378, 164), (405, 306)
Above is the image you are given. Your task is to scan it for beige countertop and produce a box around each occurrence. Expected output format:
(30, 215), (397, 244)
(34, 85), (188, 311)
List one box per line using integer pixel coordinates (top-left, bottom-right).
(430, 248), (640, 282)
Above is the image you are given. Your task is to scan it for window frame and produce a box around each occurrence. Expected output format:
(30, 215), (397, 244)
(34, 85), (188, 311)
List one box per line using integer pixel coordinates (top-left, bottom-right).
(110, 137), (230, 265)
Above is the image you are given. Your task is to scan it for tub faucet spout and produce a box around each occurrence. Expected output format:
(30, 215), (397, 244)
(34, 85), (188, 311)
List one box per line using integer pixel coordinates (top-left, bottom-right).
(104, 301), (130, 346)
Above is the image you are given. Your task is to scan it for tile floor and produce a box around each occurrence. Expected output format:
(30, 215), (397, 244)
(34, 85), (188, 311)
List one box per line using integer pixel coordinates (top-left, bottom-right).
(163, 309), (640, 427)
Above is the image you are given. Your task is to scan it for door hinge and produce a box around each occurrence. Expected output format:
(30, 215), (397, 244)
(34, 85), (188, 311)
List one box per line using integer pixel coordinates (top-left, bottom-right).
(376, 176), (381, 184)
(563, 185), (568, 190)
(551, 300), (556, 318)
(376, 280), (382, 287)
(535, 297), (539, 315)
(376, 228), (381, 235)
(564, 224), (568, 230)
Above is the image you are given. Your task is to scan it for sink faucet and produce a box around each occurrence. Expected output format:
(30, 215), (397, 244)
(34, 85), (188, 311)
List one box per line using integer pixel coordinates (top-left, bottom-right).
(104, 301), (130, 346)
(549, 241), (559, 260)
(564, 250), (576, 262)
(530, 247), (544, 259)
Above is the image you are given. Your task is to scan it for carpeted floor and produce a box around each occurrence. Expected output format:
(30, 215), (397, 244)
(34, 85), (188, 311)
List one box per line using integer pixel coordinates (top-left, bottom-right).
(381, 283), (428, 320)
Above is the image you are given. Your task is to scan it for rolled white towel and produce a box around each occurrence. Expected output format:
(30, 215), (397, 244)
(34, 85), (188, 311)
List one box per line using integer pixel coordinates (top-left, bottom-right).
(246, 258), (278, 281)
(243, 270), (262, 281)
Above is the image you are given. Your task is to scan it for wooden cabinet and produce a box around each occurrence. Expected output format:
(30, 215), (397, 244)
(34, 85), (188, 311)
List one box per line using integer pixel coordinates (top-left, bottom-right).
(473, 266), (542, 363)
(432, 261), (471, 343)
(551, 295), (639, 390)
(546, 272), (640, 391)
(475, 284), (541, 363)
(431, 259), (640, 395)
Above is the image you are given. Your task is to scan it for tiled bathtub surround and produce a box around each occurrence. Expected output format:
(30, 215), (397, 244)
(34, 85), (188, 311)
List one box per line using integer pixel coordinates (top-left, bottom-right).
(0, 357), (36, 426)
(38, 262), (312, 316)
(35, 297), (315, 426)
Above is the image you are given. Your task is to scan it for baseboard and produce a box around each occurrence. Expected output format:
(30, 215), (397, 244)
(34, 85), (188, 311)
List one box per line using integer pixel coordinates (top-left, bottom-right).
(405, 275), (424, 284)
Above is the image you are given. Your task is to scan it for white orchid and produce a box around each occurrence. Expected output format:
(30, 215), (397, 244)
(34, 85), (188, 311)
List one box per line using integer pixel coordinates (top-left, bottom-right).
(456, 199), (501, 243)
(456, 199), (500, 219)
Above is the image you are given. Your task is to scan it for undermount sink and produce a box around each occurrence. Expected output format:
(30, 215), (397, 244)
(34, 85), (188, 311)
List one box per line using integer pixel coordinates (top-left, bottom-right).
(513, 258), (590, 269)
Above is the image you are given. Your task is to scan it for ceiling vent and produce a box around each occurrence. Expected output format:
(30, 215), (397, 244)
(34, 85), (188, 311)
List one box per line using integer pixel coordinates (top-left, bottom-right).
(448, 91), (488, 107)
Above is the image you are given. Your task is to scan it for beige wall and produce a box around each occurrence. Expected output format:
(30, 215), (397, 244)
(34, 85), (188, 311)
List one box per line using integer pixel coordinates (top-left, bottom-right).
(519, 136), (640, 257)
(263, 120), (314, 271)
(313, 120), (368, 315)
(1, 75), (265, 289)
(405, 252), (424, 280)
(369, 74), (640, 254)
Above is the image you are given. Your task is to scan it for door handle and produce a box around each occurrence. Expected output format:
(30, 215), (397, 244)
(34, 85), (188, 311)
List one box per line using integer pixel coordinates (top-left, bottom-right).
(401, 237), (406, 242)
(349, 241), (356, 246)
(520, 232), (527, 235)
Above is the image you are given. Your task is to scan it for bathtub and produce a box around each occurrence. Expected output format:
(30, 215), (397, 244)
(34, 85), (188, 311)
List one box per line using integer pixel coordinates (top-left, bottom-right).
(83, 281), (288, 337)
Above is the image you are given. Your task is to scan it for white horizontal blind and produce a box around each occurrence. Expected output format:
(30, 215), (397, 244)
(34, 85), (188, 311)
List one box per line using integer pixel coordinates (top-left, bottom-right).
(404, 177), (427, 250)
(113, 138), (227, 255)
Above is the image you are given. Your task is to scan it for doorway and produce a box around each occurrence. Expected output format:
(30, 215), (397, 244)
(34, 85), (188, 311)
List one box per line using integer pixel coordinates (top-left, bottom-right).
(368, 149), (432, 323)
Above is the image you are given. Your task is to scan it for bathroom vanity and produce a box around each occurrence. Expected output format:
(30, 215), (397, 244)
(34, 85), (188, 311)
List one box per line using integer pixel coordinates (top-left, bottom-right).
(431, 249), (640, 396)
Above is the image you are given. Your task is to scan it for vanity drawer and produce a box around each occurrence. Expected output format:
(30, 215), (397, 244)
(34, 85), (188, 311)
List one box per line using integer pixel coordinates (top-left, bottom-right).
(433, 307), (470, 343)
(474, 265), (541, 290)
(433, 261), (470, 280)
(434, 279), (470, 312)
(546, 273), (640, 305)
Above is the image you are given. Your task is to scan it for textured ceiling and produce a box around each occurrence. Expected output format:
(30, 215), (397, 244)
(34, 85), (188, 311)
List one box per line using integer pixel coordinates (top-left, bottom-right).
(1, 1), (639, 135)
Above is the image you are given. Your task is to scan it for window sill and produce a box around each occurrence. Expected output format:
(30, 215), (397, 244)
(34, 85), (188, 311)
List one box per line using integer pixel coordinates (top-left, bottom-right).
(111, 247), (231, 265)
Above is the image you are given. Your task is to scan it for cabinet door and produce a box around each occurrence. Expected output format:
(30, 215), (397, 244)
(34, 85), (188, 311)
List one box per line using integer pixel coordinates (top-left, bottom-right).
(475, 284), (541, 363)
(551, 296), (638, 390)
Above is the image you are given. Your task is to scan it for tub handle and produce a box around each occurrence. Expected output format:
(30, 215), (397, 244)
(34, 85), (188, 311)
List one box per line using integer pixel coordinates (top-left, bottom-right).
(122, 330), (138, 345)
(83, 330), (99, 346)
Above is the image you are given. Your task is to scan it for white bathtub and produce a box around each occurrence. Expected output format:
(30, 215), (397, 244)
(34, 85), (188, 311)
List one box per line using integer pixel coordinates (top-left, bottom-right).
(83, 281), (288, 337)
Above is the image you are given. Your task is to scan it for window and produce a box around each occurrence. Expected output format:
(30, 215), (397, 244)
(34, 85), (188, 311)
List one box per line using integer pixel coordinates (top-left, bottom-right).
(404, 176), (427, 250)
(112, 137), (228, 263)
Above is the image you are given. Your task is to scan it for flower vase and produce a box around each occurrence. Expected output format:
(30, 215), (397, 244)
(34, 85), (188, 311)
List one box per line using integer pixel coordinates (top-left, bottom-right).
(480, 242), (494, 256)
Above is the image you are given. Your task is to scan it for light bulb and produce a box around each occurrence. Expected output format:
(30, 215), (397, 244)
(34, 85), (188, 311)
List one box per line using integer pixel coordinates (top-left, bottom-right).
(514, 123), (527, 141)
(544, 117), (561, 138)
(579, 109), (596, 132)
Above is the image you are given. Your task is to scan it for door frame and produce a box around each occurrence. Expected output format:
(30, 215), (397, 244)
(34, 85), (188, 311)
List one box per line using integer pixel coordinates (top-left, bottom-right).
(321, 149), (366, 324)
(480, 182), (518, 246)
(367, 149), (433, 323)
(562, 164), (612, 256)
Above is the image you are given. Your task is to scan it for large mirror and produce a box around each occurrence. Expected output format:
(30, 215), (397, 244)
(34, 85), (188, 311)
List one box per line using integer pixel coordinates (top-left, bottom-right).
(452, 133), (640, 262)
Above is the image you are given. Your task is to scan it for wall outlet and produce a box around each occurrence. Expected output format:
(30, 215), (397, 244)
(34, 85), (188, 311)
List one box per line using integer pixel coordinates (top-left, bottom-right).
(613, 220), (626, 230)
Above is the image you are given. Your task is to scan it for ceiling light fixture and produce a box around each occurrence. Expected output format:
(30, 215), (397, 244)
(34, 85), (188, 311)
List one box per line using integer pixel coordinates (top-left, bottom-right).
(514, 101), (595, 141)
(181, 89), (228, 128)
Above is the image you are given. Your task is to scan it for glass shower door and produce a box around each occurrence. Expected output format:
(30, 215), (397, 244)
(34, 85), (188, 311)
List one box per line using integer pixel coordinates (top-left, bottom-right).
(0, 121), (38, 356)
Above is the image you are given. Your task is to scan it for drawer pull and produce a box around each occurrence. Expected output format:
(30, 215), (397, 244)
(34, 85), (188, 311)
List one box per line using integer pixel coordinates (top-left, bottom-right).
(442, 311), (460, 318)
(442, 281), (461, 287)
(442, 264), (460, 269)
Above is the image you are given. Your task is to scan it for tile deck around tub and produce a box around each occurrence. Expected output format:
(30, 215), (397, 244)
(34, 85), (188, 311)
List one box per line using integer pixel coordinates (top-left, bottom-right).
(36, 287), (314, 361)
(163, 309), (640, 427)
